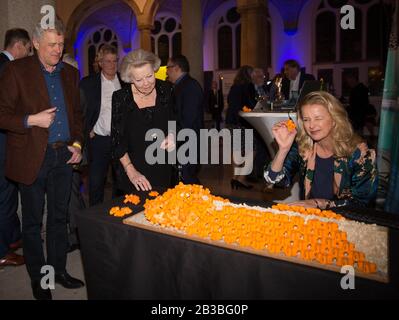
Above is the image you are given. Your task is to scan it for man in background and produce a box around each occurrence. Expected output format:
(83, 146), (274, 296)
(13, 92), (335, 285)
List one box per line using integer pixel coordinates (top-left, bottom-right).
(167, 55), (204, 184)
(282, 59), (315, 100)
(247, 68), (271, 182)
(208, 80), (224, 131)
(344, 73), (374, 134)
(0, 28), (31, 268)
(80, 44), (123, 206)
(0, 28), (31, 73)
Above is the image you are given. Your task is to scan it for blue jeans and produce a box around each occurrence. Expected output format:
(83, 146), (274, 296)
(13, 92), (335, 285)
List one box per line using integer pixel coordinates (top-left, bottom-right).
(19, 145), (73, 280)
(0, 131), (20, 258)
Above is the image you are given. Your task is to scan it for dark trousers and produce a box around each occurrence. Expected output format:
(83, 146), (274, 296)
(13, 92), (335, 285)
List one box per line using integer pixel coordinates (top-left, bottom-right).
(253, 133), (270, 178)
(88, 135), (113, 206)
(0, 132), (20, 258)
(212, 113), (222, 131)
(67, 169), (86, 246)
(19, 145), (73, 280)
(179, 136), (201, 185)
(182, 164), (200, 185)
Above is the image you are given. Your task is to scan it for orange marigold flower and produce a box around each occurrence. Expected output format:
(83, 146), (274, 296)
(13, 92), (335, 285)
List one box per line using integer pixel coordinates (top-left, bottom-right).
(285, 119), (296, 131)
(109, 206), (132, 217)
(124, 194), (141, 205)
(141, 184), (374, 273)
(242, 106), (252, 112)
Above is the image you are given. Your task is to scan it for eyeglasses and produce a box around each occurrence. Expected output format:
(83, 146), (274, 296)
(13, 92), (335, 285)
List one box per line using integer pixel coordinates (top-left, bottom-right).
(166, 64), (176, 69)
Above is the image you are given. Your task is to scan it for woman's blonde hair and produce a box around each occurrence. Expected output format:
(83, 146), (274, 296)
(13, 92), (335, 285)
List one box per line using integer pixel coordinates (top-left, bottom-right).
(296, 91), (363, 158)
(119, 49), (161, 83)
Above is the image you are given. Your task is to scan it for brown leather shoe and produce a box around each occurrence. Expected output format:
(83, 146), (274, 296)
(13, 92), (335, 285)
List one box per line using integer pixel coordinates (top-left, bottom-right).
(9, 239), (22, 251)
(0, 252), (25, 266)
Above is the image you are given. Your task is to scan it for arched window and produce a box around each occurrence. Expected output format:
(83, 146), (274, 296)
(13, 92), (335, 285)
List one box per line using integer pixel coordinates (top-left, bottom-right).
(313, 0), (390, 97)
(235, 24), (241, 68)
(218, 25), (233, 69)
(217, 7), (240, 69)
(340, 7), (362, 61)
(316, 11), (336, 62)
(87, 27), (119, 74)
(367, 3), (390, 61)
(151, 15), (181, 65)
(216, 6), (272, 70)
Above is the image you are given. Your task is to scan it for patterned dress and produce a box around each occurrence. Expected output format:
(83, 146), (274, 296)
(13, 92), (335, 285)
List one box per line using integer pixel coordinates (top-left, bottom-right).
(264, 142), (378, 208)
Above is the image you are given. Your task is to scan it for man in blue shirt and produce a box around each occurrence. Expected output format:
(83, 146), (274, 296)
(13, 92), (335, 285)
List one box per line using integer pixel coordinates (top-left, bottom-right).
(0, 20), (84, 300)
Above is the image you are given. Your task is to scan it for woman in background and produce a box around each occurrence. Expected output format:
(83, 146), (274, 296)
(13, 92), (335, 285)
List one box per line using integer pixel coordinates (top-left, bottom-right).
(225, 65), (254, 190)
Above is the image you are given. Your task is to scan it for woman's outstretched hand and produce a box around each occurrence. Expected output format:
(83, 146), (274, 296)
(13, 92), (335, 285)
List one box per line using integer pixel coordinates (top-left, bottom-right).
(126, 167), (152, 191)
(272, 121), (297, 151)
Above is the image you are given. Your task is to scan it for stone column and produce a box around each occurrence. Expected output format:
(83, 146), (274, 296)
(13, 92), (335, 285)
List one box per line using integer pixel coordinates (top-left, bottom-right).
(125, 0), (158, 52)
(237, 0), (269, 70)
(181, 0), (204, 87)
(0, 0), (57, 49)
(137, 24), (153, 51)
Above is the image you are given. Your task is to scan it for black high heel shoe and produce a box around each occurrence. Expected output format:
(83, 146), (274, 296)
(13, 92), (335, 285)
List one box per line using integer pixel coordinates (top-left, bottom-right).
(230, 179), (253, 190)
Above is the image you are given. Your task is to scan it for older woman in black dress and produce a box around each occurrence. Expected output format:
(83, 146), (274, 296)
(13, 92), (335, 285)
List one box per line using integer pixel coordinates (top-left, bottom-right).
(111, 49), (176, 192)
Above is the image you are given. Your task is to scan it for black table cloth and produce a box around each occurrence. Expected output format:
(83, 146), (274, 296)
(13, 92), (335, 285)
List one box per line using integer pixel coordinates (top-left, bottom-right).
(75, 192), (399, 299)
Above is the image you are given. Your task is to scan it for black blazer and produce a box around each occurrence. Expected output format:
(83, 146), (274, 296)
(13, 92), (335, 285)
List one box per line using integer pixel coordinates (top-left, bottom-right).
(0, 53), (11, 162)
(0, 52), (11, 75)
(173, 74), (204, 133)
(282, 71), (315, 100)
(225, 83), (252, 126)
(79, 72), (126, 139)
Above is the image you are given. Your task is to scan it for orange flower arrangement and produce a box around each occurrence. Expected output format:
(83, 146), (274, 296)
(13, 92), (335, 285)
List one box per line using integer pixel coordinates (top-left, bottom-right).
(242, 106), (252, 112)
(149, 191), (159, 197)
(143, 183), (377, 274)
(124, 194), (141, 205)
(285, 119), (296, 131)
(272, 203), (345, 220)
(109, 206), (132, 217)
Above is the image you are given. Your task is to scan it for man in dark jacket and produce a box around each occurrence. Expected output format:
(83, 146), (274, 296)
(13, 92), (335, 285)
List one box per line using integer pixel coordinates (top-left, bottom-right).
(0, 28), (31, 269)
(167, 55), (204, 184)
(79, 44), (124, 206)
(282, 59), (315, 100)
(208, 80), (224, 130)
(0, 28), (31, 73)
(344, 73), (372, 133)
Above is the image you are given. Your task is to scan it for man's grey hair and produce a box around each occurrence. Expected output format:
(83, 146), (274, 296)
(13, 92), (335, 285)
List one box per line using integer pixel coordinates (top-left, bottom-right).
(120, 49), (161, 83)
(32, 18), (65, 40)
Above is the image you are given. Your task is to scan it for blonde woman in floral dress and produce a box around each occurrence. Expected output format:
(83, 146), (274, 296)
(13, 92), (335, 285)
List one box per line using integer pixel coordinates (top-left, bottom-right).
(264, 91), (377, 209)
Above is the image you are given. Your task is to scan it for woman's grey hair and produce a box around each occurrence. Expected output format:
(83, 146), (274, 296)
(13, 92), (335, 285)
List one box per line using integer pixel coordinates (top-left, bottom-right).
(120, 49), (161, 83)
(32, 18), (65, 40)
